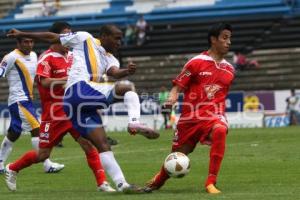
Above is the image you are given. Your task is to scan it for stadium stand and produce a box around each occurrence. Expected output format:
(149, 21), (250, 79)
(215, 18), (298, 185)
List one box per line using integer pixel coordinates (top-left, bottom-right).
(124, 48), (300, 94)
(125, 0), (215, 13)
(14, 0), (111, 19)
(0, 0), (22, 19)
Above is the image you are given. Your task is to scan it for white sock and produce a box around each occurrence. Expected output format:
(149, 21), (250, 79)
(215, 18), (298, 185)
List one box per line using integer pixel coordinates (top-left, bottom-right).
(31, 137), (53, 167)
(100, 151), (127, 188)
(124, 91), (140, 123)
(0, 136), (13, 164)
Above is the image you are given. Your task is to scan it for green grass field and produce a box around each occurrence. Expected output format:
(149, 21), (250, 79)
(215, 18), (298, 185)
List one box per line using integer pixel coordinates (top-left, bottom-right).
(0, 126), (299, 200)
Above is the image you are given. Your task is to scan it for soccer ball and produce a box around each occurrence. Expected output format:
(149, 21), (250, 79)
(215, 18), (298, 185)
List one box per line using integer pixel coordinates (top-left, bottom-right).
(164, 152), (190, 178)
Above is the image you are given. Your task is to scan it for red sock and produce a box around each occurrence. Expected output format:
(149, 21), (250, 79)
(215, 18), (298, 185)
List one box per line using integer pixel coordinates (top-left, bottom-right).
(86, 148), (106, 186)
(9, 150), (39, 172)
(150, 165), (170, 189)
(206, 126), (227, 186)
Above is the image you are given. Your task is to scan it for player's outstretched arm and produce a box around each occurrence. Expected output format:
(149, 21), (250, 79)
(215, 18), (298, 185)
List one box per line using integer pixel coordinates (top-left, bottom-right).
(7, 29), (60, 44)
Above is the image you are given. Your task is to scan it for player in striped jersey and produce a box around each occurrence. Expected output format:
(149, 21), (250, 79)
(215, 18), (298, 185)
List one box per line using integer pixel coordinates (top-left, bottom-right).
(0, 37), (64, 174)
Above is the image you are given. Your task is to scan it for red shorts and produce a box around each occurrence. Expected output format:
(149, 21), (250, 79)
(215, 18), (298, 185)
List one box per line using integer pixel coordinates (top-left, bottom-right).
(39, 120), (80, 148)
(172, 115), (228, 150)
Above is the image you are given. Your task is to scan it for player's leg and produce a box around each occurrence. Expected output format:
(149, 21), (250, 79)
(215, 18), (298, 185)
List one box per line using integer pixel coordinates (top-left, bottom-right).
(18, 100), (64, 173)
(205, 123), (227, 194)
(69, 128), (115, 192)
(113, 81), (159, 139)
(144, 124), (198, 192)
(0, 130), (21, 173)
(64, 81), (142, 193)
(144, 142), (195, 193)
(5, 147), (52, 191)
(29, 127), (58, 173)
(85, 125), (135, 192)
(0, 102), (22, 173)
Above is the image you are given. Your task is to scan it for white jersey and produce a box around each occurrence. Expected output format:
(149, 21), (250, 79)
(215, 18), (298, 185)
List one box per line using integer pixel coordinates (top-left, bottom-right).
(0, 49), (37, 105)
(60, 31), (120, 89)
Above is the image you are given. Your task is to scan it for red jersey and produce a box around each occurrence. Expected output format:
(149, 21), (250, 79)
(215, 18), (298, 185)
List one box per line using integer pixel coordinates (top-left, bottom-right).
(36, 49), (73, 121)
(173, 51), (235, 123)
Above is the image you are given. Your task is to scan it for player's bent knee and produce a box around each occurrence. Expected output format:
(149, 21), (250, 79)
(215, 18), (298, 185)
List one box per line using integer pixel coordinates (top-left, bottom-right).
(6, 130), (21, 142)
(114, 81), (136, 95)
(95, 141), (111, 153)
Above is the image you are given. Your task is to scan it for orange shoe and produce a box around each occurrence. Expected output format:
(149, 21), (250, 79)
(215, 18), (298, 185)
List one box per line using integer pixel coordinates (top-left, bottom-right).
(206, 184), (221, 194)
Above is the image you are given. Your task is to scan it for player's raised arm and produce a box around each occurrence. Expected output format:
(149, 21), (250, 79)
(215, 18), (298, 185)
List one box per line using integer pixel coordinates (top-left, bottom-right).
(107, 61), (136, 79)
(7, 29), (60, 44)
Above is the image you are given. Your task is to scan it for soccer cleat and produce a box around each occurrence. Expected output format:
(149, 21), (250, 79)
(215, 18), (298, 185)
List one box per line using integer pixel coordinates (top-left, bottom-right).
(97, 181), (116, 192)
(117, 182), (144, 194)
(206, 184), (221, 194)
(44, 162), (65, 173)
(5, 164), (17, 191)
(127, 123), (160, 139)
(143, 174), (165, 193)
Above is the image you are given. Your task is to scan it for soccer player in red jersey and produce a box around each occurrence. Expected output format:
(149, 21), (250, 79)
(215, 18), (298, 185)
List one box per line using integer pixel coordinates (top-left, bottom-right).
(4, 22), (114, 192)
(144, 22), (234, 194)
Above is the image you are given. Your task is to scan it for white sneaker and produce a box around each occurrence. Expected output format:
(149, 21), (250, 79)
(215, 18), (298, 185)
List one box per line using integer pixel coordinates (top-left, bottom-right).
(44, 162), (65, 173)
(97, 181), (116, 192)
(5, 164), (17, 191)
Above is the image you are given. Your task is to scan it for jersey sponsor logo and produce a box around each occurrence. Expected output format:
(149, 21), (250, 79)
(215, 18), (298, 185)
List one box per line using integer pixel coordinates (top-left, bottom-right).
(53, 69), (66, 74)
(177, 70), (191, 81)
(40, 132), (49, 139)
(204, 84), (222, 100)
(199, 71), (212, 76)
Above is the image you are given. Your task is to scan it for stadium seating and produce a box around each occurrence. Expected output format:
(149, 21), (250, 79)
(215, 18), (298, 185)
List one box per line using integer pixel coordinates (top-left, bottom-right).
(232, 48), (300, 90)
(120, 15), (283, 56)
(14, 0), (111, 19)
(0, 0), (21, 19)
(125, 0), (215, 13)
(125, 47), (300, 94)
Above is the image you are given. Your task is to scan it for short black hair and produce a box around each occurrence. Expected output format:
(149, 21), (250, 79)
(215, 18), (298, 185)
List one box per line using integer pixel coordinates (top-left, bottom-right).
(16, 37), (32, 43)
(16, 37), (25, 43)
(99, 24), (115, 36)
(207, 22), (232, 46)
(49, 21), (71, 34)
